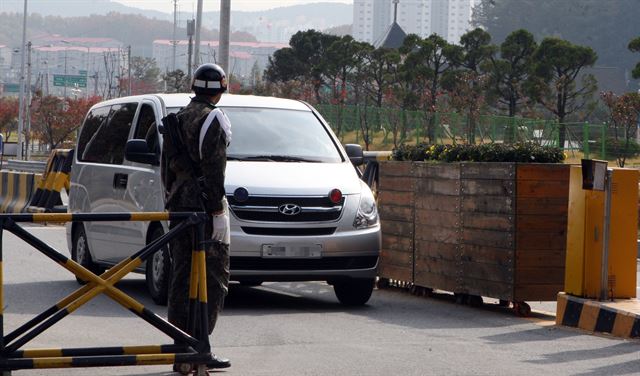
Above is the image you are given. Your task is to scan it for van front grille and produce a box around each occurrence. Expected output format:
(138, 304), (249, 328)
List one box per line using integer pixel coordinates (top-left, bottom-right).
(241, 227), (336, 236)
(228, 195), (344, 223)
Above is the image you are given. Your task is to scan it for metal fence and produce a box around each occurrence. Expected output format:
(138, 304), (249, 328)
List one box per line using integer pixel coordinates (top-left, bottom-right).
(315, 104), (614, 158)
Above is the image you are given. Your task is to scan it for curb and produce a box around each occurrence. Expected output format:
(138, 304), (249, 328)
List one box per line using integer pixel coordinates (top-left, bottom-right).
(556, 292), (640, 339)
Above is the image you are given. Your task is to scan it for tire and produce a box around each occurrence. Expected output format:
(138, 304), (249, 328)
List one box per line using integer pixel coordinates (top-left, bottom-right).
(71, 225), (104, 285)
(333, 278), (375, 306)
(145, 226), (171, 306)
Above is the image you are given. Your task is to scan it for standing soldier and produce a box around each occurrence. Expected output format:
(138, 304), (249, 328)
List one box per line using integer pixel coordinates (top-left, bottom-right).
(162, 63), (232, 372)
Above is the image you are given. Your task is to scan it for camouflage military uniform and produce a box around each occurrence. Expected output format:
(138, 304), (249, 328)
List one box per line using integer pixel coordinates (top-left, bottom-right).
(162, 95), (230, 335)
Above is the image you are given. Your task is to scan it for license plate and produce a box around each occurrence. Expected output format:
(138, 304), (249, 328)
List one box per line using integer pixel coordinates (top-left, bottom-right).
(261, 244), (322, 258)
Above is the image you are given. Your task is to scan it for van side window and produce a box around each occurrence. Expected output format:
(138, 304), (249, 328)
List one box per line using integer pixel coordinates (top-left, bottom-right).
(81, 103), (137, 165)
(134, 103), (156, 139)
(77, 106), (111, 162)
(133, 103), (160, 155)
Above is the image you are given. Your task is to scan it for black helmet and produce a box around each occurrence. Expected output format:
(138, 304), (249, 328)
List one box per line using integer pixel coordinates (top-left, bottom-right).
(191, 63), (227, 95)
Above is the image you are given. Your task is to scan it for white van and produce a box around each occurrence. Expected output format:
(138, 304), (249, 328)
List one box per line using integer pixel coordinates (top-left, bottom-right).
(66, 93), (381, 306)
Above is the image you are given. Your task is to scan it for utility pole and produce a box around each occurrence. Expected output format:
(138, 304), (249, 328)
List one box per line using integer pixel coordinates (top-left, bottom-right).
(187, 19), (195, 83)
(127, 45), (132, 96)
(219, 0), (230, 76)
(17, 0), (28, 160)
(172, 0), (178, 71)
(25, 41), (32, 160)
(193, 0), (203, 71)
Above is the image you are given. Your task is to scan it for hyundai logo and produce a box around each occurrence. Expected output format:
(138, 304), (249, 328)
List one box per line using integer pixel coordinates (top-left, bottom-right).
(278, 203), (301, 216)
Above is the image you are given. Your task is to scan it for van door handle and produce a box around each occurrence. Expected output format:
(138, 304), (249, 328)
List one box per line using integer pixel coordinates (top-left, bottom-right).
(113, 173), (128, 189)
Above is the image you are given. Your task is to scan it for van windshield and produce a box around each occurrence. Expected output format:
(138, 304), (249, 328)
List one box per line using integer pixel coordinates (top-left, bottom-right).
(223, 107), (342, 163)
(165, 107), (343, 163)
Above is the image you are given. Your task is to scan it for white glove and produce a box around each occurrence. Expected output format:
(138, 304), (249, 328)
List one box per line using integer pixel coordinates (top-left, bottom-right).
(212, 197), (230, 245)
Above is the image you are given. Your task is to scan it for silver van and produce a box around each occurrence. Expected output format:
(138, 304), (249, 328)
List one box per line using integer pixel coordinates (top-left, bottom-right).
(66, 93), (381, 306)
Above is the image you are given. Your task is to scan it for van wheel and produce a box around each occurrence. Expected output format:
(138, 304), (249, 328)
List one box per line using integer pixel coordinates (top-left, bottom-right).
(146, 227), (171, 306)
(333, 278), (375, 306)
(72, 226), (104, 285)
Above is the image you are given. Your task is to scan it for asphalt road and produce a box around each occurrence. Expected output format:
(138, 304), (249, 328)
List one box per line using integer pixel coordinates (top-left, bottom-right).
(1, 225), (638, 376)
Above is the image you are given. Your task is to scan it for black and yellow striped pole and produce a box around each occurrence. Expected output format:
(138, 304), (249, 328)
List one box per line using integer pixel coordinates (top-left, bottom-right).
(0, 212), (216, 373)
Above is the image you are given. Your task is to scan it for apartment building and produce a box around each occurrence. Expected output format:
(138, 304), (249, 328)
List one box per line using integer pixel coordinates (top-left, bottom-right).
(353, 0), (474, 45)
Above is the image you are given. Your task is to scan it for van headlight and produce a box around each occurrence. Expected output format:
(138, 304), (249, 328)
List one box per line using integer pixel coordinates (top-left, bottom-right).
(353, 187), (378, 229)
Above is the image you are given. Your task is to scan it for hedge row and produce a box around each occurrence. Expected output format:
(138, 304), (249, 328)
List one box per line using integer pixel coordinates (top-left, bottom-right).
(392, 142), (565, 163)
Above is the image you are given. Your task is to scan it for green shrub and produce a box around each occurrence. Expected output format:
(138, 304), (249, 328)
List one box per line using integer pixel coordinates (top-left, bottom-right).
(392, 142), (565, 163)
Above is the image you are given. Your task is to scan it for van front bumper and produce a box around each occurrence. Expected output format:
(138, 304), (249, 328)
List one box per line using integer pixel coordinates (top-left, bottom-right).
(228, 225), (380, 281)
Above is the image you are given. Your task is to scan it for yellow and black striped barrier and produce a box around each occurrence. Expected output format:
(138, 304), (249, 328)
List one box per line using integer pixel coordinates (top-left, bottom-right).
(25, 149), (73, 214)
(0, 171), (41, 213)
(556, 292), (640, 339)
(0, 211), (214, 375)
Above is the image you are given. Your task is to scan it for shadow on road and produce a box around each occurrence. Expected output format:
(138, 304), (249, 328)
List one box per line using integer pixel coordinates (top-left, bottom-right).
(5, 278), (556, 331)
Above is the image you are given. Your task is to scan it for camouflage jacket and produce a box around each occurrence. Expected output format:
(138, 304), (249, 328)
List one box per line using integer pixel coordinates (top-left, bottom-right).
(162, 95), (228, 213)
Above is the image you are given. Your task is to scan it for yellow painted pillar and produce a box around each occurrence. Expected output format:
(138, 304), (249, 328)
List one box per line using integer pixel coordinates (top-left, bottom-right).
(564, 166), (638, 299)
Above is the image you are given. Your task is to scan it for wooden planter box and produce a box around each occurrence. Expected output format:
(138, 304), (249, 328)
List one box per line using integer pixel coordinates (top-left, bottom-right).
(378, 161), (570, 303)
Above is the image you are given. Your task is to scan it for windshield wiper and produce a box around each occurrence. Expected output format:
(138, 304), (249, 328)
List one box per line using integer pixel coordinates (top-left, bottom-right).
(231, 155), (319, 162)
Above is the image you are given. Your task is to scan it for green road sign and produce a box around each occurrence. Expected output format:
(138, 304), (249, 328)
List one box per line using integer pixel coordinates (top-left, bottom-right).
(2, 83), (20, 93)
(53, 74), (87, 88)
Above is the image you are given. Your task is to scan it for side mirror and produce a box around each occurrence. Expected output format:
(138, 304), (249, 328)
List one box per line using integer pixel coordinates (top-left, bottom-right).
(345, 144), (364, 166)
(125, 139), (159, 166)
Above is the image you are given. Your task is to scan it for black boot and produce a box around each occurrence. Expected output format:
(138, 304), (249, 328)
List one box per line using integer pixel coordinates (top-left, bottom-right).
(206, 353), (231, 369)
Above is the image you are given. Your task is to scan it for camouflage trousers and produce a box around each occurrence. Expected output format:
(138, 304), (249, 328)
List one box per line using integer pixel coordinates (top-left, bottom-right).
(167, 213), (230, 335)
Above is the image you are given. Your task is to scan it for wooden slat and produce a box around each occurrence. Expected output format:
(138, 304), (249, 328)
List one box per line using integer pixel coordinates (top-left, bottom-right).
(382, 234), (413, 253)
(461, 179), (515, 196)
(379, 205), (414, 222)
(461, 278), (513, 300)
(516, 215), (568, 232)
(461, 162), (515, 179)
(517, 180), (570, 198)
(415, 240), (459, 261)
(462, 212), (514, 231)
(381, 219), (413, 237)
(514, 284), (563, 301)
(379, 161), (413, 177)
(461, 262), (513, 283)
(416, 209), (459, 227)
(517, 230), (567, 250)
(461, 195), (514, 215)
(415, 225), (459, 244)
(380, 249), (412, 267)
(416, 195), (460, 212)
(516, 249), (566, 268)
(378, 264), (412, 282)
(517, 197), (568, 215)
(379, 176), (415, 192)
(515, 267), (565, 285)
(414, 271), (459, 292)
(414, 257), (460, 277)
(416, 178), (460, 196)
(462, 228), (514, 248)
(461, 244), (512, 265)
(377, 191), (414, 206)
(414, 162), (461, 179)
(517, 164), (569, 181)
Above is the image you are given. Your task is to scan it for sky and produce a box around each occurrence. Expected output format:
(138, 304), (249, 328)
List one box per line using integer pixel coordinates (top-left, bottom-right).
(112, 0), (353, 13)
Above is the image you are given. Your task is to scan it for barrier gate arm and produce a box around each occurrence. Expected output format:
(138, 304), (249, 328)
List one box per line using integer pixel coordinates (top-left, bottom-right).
(0, 212), (214, 375)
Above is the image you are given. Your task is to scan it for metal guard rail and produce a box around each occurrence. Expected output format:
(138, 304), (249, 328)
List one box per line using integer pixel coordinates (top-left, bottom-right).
(0, 211), (215, 376)
(4, 160), (46, 174)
